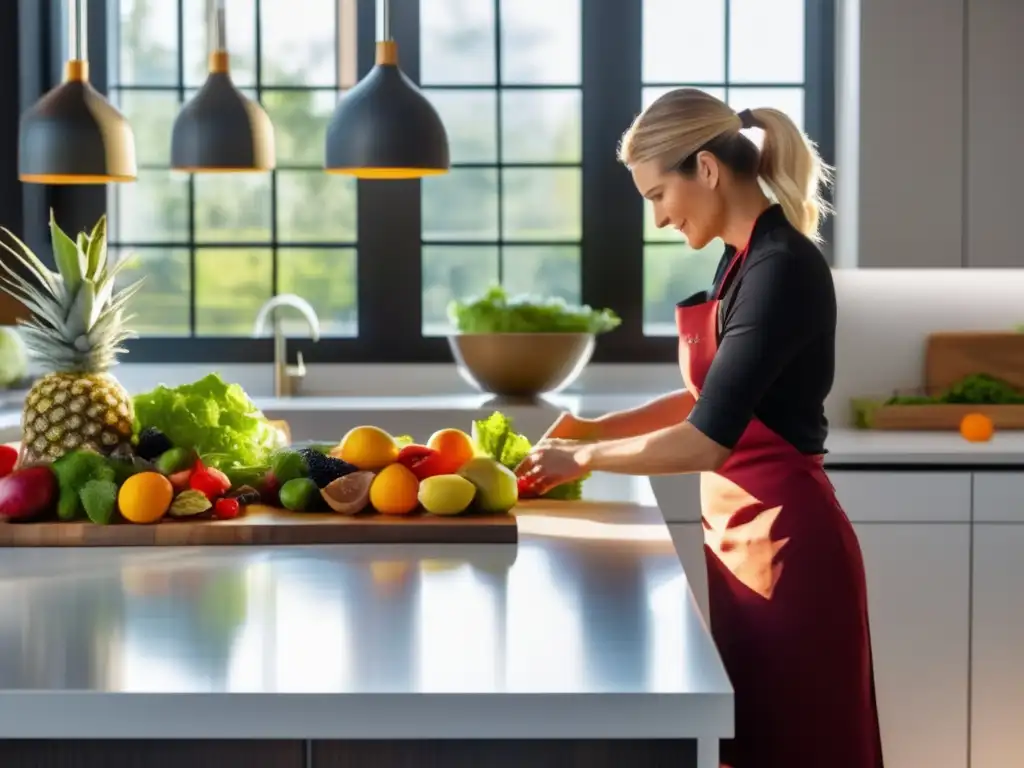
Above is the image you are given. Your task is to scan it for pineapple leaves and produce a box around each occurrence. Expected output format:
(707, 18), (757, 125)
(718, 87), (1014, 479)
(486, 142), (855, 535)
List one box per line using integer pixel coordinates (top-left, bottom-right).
(0, 226), (62, 299)
(85, 215), (107, 281)
(65, 281), (94, 339)
(50, 209), (86, 295)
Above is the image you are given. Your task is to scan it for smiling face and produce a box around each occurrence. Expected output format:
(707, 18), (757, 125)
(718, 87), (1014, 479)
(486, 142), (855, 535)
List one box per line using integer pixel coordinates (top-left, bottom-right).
(631, 152), (726, 251)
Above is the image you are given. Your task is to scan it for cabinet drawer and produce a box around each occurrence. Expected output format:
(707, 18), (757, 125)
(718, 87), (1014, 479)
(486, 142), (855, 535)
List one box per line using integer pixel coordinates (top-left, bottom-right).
(826, 471), (971, 523)
(972, 472), (1024, 523)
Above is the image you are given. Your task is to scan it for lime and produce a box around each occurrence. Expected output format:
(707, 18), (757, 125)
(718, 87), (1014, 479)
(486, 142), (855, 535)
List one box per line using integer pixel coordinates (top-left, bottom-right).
(279, 477), (319, 512)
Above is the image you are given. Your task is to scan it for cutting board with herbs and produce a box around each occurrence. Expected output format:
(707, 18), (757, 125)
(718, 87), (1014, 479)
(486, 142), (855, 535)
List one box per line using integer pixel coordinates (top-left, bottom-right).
(852, 331), (1024, 430)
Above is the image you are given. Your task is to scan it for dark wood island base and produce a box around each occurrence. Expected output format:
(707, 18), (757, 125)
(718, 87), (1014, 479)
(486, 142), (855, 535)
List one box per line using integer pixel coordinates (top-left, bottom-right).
(0, 738), (699, 767)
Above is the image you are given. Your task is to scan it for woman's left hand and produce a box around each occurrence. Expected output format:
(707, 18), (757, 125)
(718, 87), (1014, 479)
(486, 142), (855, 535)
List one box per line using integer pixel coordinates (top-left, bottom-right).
(515, 438), (590, 496)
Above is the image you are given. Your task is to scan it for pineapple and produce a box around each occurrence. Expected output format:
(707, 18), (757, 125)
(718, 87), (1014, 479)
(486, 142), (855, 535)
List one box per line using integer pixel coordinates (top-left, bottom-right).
(0, 212), (144, 465)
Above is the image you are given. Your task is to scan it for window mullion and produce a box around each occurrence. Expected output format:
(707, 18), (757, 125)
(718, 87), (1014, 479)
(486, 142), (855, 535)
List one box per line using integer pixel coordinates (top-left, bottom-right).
(581, 0), (662, 362)
(354, 0), (426, 356)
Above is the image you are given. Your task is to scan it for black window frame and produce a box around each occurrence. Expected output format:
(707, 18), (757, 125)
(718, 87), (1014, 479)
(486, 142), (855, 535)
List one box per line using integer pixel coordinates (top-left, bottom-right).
(7, 0), (834, 367)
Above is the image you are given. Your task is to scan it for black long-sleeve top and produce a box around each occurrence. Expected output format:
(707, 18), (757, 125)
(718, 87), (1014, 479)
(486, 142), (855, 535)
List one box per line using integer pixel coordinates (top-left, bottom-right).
(682, 204), (837, 455)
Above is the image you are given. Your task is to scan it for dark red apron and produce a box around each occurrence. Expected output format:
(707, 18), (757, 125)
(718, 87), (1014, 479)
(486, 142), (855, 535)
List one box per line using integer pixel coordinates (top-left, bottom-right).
(677, 246), (884, 768)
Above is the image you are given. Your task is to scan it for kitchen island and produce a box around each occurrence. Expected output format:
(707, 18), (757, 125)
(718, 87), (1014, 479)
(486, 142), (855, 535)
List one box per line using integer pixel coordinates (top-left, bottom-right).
(0, 497), (733, 768)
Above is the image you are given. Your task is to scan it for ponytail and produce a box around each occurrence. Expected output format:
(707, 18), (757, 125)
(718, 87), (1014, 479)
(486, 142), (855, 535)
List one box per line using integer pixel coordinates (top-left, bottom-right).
(749, 107), (833, 244)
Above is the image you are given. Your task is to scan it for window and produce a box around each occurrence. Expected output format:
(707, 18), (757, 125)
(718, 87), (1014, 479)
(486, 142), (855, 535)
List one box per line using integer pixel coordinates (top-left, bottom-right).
(641, 0), (809, 336)
(46, 0), (831, 363)
(106, 0), (359, 340)
(418, 0), (583, 335)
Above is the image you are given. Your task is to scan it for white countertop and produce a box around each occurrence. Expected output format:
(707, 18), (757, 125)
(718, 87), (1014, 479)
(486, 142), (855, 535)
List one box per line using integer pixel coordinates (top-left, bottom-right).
(0, 497), (732, 746)
(251, 394), (1024, 466)
(3, 391), (1024, 465)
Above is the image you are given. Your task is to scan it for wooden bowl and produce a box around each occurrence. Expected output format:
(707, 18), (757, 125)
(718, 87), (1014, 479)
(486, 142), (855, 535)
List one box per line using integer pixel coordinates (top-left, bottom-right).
(447, 333), (596, 398)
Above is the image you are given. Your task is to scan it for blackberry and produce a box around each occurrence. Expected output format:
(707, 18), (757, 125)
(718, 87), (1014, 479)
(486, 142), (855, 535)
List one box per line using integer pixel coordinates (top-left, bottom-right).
(297, 448), (358, 488)
(135, 427), (173, 460)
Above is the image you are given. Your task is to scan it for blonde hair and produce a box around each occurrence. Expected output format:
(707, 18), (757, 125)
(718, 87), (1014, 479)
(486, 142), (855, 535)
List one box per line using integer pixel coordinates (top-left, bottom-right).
(618, 88), (833, 244)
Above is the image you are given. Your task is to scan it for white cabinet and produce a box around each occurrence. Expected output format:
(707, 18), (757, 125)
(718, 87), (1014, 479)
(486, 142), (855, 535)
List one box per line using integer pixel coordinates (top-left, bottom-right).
(854, 523), (970, 768)
(827, 470), (971, 523)
(970, 473), (1024, 766)
(970, 526), (1024, 767)
(827, 469), (972, 768)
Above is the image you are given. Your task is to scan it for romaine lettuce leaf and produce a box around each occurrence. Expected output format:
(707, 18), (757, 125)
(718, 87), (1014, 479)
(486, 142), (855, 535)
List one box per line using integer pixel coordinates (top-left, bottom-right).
(133, 373), (285, 470)
(471, 410), (588, 500)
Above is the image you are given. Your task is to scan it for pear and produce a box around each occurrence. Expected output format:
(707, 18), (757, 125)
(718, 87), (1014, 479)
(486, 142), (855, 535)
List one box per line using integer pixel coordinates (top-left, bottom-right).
(456, 457), (518, 514)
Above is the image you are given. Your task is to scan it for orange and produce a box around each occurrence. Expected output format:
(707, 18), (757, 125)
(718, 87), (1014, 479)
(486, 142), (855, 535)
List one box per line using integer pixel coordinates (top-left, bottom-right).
(118, 471), (173, 524)
(336, 425), (400, 470)
(960, 413), (995, 442)
(369, 463), (420, 515)
(426, 428), (476, 473)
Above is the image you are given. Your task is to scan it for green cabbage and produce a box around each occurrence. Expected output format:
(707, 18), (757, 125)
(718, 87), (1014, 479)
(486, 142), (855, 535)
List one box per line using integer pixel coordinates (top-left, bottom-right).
(132, 373), (285, 470)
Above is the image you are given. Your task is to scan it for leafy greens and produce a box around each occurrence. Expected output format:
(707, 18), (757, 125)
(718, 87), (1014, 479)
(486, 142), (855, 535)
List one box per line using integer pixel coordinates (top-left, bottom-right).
(449, 285), (621, 335)
(471, 410), (588, 501)
(132, 373), (286, 471)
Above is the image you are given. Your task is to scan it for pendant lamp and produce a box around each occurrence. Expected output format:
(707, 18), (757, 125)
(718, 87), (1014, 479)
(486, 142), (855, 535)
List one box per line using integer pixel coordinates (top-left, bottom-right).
(171, 0), (275, 172)
(324, 0), (450, 179)
(18, 0), (137, 184)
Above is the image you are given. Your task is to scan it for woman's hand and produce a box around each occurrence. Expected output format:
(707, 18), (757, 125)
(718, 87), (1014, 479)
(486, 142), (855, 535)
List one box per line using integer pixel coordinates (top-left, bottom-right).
(515, 438), (591, 496)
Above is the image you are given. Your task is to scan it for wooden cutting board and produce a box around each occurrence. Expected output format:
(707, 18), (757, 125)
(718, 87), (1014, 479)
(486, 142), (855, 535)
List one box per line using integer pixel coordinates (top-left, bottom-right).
(925, 331), (1024, 392)
(0, 504), (518, 547)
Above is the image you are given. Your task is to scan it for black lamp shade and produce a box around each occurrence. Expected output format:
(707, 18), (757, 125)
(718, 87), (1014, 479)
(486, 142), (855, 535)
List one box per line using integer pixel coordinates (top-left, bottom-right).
(18, 79), (137, 184)
(171, 73), (275, 172)
(324, 64), (450, 179)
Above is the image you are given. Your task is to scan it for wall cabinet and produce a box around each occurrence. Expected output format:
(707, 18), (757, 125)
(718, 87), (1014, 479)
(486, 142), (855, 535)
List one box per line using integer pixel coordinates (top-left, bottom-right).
(966, 0), (1024, 266)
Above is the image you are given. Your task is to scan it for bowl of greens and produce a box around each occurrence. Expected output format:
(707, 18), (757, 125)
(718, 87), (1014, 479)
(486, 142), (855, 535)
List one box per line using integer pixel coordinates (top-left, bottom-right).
(446, 286), (621, 398)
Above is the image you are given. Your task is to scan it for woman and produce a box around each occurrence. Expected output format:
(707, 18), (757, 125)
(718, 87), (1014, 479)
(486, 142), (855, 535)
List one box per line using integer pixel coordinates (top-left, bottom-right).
(516, 89), (884, 768)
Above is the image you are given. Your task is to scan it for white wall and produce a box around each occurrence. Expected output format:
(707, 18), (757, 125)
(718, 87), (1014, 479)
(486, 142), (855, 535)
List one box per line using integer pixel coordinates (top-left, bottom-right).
(834, 0), (1024, 269)
(829, 269), (1024, 426)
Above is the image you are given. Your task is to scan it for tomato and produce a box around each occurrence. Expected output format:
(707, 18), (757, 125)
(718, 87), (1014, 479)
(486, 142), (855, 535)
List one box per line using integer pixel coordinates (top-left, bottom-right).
(214, 497), (241, 520)
(517, 474), (540, 498)
(190, 465), (231, 500)
(396, 444), (448, 480)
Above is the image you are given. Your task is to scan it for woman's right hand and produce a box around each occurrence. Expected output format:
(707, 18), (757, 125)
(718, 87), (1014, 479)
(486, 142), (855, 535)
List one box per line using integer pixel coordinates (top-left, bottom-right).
(540, 411), (601, 442)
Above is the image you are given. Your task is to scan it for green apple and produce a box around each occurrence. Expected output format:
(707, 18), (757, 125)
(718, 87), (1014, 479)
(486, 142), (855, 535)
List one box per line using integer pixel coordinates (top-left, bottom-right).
(456, 457), (518, 514)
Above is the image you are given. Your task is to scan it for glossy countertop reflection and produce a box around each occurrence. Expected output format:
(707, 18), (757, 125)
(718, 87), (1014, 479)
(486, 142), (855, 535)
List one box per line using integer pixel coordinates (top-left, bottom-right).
(0, 491), (732, 740)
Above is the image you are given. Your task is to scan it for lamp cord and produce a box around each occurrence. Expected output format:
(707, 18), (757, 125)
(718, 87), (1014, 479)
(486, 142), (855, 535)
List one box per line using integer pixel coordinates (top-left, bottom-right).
(208, 0), (227, 52)
(68, 0), (86, 61)
(381, 0), (392, 41)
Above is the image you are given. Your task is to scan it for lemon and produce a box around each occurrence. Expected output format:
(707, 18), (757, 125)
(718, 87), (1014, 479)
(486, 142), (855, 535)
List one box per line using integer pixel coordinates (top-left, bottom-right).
(418, 474), (477, 516)
(337, 425), (400, 471)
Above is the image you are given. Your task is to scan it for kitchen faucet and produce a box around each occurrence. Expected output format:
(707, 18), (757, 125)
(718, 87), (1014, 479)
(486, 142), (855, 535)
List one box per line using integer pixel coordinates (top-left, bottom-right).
(252, 294), (321, 398)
